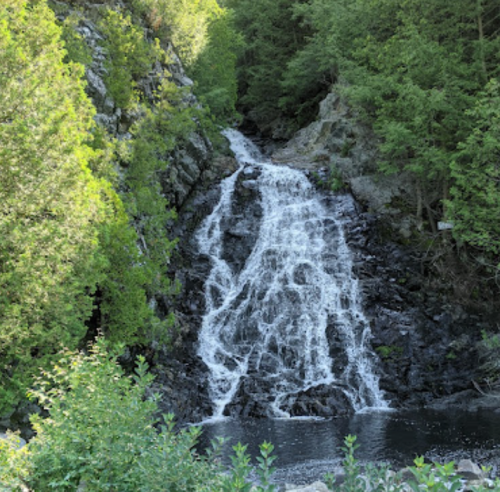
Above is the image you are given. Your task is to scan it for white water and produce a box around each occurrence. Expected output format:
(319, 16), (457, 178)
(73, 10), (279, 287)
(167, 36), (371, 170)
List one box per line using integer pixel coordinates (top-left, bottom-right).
(197, 129), (388, 420)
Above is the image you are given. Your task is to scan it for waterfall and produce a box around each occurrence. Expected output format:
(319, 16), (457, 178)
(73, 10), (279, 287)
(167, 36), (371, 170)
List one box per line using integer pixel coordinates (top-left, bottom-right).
(197, 129), (388, 420)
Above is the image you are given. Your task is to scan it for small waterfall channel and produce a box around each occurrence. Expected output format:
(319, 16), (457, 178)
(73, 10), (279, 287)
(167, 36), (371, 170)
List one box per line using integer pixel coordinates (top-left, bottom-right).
(197, 129), (388, 420)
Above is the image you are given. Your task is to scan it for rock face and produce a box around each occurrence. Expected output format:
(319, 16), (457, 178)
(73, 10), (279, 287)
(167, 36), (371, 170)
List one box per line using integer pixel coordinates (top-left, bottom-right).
(72, 16), (213, 212)
(159, 141), (496, 421)
(272, 92), (418, 235)
(338, 195), (485, 409)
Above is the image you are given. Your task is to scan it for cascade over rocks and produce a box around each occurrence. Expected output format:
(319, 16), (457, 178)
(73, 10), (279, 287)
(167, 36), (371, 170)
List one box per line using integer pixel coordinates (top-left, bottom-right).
(159, 122), (499, 422)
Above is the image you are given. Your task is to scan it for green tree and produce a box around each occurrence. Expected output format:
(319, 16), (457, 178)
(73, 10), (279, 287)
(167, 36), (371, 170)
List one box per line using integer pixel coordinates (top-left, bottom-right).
(449, 79), (500, 256)
(131, 0), (222, 67)
(228, 0), (309, 130)
(346, 19), (476, 227)
(99, 8), (158, 108)
(0, 0), (107, 413)
(279, 0), (363, 122)
(0, 0), (175, 417)
(103, 77), (200, 344)
(189, 10), (242, 122)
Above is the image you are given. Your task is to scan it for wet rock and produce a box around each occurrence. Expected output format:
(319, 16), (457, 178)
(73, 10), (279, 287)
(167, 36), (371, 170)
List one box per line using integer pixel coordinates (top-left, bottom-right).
(284, 482), (330, 492)
(457, 459), (485, 481)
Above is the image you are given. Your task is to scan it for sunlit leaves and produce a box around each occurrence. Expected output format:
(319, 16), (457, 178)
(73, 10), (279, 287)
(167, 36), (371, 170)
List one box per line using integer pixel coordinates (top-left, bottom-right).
(0, 0), (106, 412)
(23, 342), (224, 491)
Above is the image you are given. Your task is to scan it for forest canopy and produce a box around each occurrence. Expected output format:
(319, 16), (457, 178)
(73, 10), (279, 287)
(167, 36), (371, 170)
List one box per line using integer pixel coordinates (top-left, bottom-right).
(229, 0), (500, 261)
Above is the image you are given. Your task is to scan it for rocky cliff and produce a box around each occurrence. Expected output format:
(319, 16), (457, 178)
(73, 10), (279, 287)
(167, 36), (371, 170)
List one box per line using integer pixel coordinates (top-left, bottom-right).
(150, 87), (500, 421)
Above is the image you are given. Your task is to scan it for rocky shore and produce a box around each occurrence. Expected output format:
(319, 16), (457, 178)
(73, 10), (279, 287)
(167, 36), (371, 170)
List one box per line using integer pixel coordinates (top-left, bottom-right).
(266, 458), (496, 491)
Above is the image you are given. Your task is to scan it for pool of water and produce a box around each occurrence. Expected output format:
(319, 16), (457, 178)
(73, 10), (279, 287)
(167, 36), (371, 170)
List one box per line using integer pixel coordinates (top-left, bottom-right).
(198, 409), (500, 484)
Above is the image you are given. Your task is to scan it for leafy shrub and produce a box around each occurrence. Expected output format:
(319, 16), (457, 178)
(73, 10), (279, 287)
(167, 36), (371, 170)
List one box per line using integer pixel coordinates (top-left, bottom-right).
(0, 341), (280, 491)
(60, 12), (92, 66)
(407, 457), (462, 492)
(12, 341), (224, 491)
(324, 435), (500, 492)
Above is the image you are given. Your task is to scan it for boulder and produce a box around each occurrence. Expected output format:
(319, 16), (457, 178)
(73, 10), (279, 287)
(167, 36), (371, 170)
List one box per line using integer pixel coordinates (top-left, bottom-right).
(284, 482), (330, 492)
(457, 459), (485, 481)
(0, 432), (26, 448)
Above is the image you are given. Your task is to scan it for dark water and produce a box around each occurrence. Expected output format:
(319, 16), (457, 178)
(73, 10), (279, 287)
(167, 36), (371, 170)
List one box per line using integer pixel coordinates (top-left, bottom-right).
(198, 409), (500, 484)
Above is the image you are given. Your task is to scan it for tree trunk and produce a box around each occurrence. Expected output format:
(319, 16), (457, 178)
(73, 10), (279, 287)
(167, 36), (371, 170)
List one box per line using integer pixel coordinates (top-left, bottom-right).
(416, 178), (423, 230)
(478, 0), (488, 80)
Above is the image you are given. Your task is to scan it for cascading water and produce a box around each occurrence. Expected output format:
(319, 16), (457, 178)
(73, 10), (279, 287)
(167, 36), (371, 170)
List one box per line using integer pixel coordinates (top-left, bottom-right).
(197, 129), (388, 420)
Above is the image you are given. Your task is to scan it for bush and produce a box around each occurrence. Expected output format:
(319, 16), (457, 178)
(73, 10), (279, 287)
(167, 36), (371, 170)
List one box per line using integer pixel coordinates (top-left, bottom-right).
(0, 341), (280, 492)
(324, 435), (500, 492)
(0, 341), (220, 491)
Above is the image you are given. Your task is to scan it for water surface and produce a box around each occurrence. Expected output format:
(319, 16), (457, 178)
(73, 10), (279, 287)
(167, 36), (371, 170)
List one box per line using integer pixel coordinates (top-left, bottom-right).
(199, 409), (500, 484)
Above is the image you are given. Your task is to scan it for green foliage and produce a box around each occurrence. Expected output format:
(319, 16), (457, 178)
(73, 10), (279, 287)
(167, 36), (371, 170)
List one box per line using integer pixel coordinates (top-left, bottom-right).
(480, 329), (500, 350)
(60, 12), (92, 66)
(222, 443), (253, 492)
(98, 8), (158, 108)
(280, 0), (361, 122)
(255, 442), (277, 492)
(448, 79), (500, 256)
(0, 0), (184, 417)
(312, 166), (345, 192)
(228, 0), (310, 128)
(189, 10), (242, 122)
(328, 166), (346, 192)
(129, 0), (240, 123)
(0, 0), (107, 414)
(324, 435), (405, 492)
(90, 76), (198, 346)
(376, 345), (403, 361)
(131, 0), (222, 67)
(0, 342), (281, 491)
(121, 76), (196, 307)
(16, 341), (224, 491)
(0, 432), (30, 490)
(408, 457), (461, 492)
(340, 435), (365, 492)
(227, 0), (500, 257)
(323, 436), (499, 492)
(324, 472), (336, 490)
(96, 190), (163, 345)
